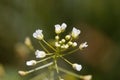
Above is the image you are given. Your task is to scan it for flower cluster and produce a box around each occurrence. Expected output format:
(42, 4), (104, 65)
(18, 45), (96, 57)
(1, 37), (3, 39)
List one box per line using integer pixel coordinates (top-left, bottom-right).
(18, 23), (89, 80)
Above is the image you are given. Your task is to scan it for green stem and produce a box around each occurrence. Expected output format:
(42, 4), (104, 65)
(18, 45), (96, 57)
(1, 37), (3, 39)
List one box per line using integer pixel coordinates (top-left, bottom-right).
(60, 56), (72, 65)
(37, 56), (53, 64)
(39, 41), (49, 53)
(42, 39), (57, 52)
(49, 70), (55, 80)
(54, 59), (59, 74)
(46, 53), (54, 55)
(62, 48), (79, 56)
(58, 67), (83, 79)
(54, 55), (62, 80)
(27, 62), (53, 74)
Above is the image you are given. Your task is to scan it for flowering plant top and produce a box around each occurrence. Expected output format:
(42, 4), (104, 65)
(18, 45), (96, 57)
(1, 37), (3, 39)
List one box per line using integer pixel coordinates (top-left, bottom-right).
(18, 23), (91, 80)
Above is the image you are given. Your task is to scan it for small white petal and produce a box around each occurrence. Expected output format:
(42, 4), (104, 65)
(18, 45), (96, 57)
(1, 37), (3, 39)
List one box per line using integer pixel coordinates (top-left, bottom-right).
(36, 29), (42, 34)
(26, 60), (37, 66)
(55, 24), (61, 34)
(33, 32), (37, 38)
(72, 63), (82, 71)
(33, 29), (44, 40)
(71, 27), (81, 38)
(35, 50), (46, 58)
(61, 23), (67, 32)
(55, 23), (67, 34)
(79, 42), (88, 50)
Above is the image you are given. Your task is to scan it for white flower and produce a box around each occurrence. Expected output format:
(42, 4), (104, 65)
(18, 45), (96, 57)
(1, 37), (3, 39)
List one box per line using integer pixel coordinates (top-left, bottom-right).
(55, 23), (67, 34)
(55, 24), (61, 34)
(35, 50), (46, 58)
(79, 42), (88, 50)
(71, 27), (81, 38)
(72, 63), (82, 71)
(26, 60), (37, 66)
(61, 23), (67, 32)
(33, 29), (44, 40)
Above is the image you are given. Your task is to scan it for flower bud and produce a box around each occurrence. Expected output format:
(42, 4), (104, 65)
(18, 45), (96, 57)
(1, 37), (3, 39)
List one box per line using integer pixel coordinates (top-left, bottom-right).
(35, 50), (46, 58)
(79, 42), (88, 50)
(72, 63), (82, 71)
(61, 39), (66, 43)
(72, 42), (77, 47)
(55, 35), (59, 40)
(81, 75), (92, 80)
(65, 35), (71, 40)
(18, 71), (28, 76)
(26, 60), (37, 66)
(68, 41), (73, 46)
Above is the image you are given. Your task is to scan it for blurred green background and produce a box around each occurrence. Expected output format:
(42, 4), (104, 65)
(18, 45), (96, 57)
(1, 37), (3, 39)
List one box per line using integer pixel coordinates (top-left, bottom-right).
(0, 0), (120, 80)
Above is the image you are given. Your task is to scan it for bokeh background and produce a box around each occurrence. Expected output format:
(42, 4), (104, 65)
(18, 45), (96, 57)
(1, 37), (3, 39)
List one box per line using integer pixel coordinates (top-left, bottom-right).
(0, 0), (120, 80)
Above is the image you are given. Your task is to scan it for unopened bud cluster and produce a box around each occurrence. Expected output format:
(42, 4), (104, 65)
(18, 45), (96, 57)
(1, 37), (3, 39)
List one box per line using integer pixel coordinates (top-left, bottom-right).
(18, 23), (89, 80)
